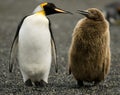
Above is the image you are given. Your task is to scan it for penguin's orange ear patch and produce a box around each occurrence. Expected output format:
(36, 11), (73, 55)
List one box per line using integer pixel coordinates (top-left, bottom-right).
(35, 10), (45, 16)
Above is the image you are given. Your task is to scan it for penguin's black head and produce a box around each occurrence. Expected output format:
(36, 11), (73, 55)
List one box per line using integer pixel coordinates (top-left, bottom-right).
(40, 2), (72, 15)
(78, 8), (105, 21)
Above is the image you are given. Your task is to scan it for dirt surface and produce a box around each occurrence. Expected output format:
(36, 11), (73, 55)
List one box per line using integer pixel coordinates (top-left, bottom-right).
(0, 0), (120, 95)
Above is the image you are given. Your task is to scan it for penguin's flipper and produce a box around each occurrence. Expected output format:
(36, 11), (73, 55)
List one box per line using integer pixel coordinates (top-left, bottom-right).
(9, 37), (18, 72)
(9, 16), (28, 72)
(48, 18), (58, 73)
(104, 48), (111, 75)
(51, 39), (58, 73)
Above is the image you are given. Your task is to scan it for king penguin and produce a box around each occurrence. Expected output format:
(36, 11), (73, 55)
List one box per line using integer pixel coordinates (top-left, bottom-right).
(9, 2), (71, 87)
(68, 8), (111, 87)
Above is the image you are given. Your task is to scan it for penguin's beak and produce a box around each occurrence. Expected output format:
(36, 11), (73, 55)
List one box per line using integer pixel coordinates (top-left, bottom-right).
(77, 10), (90, 17)
(54, 8), (73, 14)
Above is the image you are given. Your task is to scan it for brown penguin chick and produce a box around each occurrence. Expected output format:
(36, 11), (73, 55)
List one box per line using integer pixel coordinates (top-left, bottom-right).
(68, 8), (111, 87)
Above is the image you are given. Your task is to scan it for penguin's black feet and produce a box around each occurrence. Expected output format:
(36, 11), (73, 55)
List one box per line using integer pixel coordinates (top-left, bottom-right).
(77, 80), (84, 87)
(94, 80), (101, 86)
(94, 78), (101, 86)
(34, 80), (47, 87)
(25, 79), (33, 87)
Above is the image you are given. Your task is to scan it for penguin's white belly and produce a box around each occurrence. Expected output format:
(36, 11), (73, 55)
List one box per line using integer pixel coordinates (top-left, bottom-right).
(18, 15), (51, 81)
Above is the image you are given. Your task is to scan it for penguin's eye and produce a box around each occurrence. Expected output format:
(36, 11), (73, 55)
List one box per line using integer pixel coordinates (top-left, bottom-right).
(91, 11), (97, 15)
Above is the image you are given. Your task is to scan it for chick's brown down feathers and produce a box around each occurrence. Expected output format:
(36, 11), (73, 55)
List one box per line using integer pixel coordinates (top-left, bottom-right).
(68, 8), (111, 86)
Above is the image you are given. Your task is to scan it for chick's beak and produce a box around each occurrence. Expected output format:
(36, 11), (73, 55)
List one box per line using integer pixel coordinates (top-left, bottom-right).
(54, 8), (73, 14)
(77, 10), (90, 17)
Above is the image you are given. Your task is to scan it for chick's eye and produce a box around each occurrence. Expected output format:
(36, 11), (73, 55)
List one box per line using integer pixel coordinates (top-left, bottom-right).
(89, 11), (94, 14)
(94, 11), (98, 15)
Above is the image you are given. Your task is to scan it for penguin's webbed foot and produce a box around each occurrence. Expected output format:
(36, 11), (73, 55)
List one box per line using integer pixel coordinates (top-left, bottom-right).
(77, 80), (84, 87)
(34, 80), (47, 87)
(94, 78), (101, 86)
(25, 79), (33, 87)
(94, 80), (101, 86)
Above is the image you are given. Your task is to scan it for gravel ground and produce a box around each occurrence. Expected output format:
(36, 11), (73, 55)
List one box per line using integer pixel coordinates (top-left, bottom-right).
(0, 0), (120, 95)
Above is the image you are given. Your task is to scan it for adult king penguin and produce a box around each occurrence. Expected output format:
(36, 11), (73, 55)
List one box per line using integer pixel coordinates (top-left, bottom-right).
(9, 2), (71, 87)
(68, 8), (111, 87)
